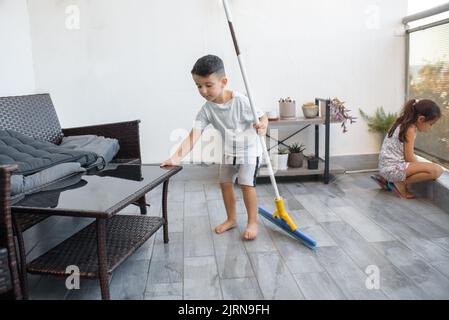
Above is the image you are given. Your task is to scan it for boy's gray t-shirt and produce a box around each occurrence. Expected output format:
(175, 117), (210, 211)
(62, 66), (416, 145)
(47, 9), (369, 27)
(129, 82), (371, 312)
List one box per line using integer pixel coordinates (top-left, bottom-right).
(194, 91), (264, 163)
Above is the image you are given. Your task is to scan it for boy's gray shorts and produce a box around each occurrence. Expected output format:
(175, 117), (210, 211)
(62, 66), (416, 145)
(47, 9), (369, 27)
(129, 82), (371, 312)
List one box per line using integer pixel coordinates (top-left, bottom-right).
(219, 157), (261, 187)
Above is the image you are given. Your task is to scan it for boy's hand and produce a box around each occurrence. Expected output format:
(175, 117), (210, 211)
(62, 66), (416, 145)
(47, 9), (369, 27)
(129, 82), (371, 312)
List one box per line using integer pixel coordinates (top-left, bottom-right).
(160, 157), (179, 168)
(253, 122), (267, 136)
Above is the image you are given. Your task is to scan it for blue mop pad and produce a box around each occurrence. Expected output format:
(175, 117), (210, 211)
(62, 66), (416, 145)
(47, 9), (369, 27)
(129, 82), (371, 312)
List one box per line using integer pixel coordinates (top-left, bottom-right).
(258, 207), (317, 250)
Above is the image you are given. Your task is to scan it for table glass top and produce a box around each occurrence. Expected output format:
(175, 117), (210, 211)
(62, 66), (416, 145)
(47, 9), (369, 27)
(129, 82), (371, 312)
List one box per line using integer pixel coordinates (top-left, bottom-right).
(12, 165), (181, 214)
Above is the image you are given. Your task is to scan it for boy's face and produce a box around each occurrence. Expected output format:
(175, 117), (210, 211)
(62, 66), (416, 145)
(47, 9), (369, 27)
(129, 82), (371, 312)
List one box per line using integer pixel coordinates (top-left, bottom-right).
(192, 73), (228, 102)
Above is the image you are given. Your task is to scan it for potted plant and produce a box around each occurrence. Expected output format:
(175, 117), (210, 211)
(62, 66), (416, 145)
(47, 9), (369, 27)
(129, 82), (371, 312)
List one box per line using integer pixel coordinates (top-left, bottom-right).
(271, 147), (289, 171)
(306, 154), (319, 170)
(287, 143), (306, 168)
(359, 107), (398, 141)
(302, 102), (319, 119)
(329, 98), (357, 133)
(279, 97), (297, 120)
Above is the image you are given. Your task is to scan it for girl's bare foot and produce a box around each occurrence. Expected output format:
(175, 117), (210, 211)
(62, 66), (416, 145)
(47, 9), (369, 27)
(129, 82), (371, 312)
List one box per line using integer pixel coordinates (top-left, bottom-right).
(392, 182), (408, 198)
(215, 219), (237, 234)
(405, 186), (416, 199)
(406, 192), (416, 199)
(242, 223), (258, 241)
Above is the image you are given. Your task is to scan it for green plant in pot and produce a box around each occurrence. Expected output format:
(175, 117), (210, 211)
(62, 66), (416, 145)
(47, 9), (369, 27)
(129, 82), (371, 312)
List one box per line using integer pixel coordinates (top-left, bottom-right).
(359, 107), (398, 140)
(287, 143), (306, 168)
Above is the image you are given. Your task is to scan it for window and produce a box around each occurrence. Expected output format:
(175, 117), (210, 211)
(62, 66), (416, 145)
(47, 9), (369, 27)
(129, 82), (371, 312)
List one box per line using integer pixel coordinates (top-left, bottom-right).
(407, 20), (449, 168)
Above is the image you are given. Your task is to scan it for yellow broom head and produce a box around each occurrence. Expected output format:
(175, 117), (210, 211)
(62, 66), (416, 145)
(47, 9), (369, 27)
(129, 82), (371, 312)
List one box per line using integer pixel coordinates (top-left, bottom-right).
(273, 197), (297, 231)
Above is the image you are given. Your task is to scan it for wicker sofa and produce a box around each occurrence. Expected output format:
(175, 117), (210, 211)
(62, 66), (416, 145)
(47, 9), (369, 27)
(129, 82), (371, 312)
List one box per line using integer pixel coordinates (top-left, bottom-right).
(0, 93), (144, 299)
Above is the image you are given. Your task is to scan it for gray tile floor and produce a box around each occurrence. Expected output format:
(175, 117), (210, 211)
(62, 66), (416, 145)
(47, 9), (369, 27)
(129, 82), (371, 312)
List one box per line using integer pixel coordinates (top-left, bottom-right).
(23, 173), (449, 300)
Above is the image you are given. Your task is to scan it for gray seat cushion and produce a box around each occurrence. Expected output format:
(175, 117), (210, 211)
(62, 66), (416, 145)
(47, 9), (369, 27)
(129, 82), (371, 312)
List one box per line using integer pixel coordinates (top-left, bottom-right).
(0, 94), (63, 144)
(11, 174), (88, 207)
(10, 162), (86, 196)
(60, 135), (120, 165)
(0, 129), (98, 176)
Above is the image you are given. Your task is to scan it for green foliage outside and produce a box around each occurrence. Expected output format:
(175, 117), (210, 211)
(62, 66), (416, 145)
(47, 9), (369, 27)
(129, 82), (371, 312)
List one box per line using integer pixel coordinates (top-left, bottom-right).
(359, 107), (398, 135)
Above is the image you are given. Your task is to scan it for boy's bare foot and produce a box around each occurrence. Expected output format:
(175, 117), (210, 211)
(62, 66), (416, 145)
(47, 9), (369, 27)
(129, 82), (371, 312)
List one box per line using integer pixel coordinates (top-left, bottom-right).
(215, 219), (237, 234)
(242, 223), (258, 241)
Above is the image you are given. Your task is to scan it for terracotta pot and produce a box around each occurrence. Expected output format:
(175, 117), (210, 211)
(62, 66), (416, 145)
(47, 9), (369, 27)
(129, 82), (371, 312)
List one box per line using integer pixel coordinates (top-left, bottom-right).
(288, 153), (304, 168)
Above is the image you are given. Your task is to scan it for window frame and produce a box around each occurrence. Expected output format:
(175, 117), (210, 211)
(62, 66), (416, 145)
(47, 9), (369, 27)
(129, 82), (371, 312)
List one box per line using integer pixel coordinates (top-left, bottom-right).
(404, 7), (449, 169)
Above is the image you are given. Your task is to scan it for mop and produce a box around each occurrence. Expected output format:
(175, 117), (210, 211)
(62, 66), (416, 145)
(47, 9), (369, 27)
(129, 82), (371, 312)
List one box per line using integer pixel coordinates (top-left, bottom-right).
(221, 0), (317, 250)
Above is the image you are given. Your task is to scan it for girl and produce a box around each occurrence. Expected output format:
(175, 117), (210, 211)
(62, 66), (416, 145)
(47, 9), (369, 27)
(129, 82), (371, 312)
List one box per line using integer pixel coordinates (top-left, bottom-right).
(378, 99), (444, 199)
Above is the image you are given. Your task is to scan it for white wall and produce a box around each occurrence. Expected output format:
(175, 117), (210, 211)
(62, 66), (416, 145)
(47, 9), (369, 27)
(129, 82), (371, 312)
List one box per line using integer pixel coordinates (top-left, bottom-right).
(26, 0), (408, 163)
(408, 0), (449, 14)
(0, 0), (35, 96)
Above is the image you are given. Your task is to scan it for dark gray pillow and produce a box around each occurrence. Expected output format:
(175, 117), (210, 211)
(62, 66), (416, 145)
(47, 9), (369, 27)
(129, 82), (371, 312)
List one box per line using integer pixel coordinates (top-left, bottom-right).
(0, 129), (98, 175)
(60, 135), (120, 165)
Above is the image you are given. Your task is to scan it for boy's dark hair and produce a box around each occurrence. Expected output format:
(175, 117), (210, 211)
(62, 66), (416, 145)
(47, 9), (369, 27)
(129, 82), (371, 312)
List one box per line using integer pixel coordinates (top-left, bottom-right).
(388, 99), (441, 142)
(191, 55), (225, 77)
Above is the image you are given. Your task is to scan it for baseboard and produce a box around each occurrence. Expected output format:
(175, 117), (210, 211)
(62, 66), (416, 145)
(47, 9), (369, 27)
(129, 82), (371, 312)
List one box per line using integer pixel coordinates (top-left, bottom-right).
(433, 175), (449, 214)
(331, 154), (379, 171)
(408, 172), (449, 214)
(159, 153), (381, 179)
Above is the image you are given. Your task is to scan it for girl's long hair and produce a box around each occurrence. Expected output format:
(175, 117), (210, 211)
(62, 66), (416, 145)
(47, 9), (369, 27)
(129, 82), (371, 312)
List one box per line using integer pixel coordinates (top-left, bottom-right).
(388, 99), (441, 143)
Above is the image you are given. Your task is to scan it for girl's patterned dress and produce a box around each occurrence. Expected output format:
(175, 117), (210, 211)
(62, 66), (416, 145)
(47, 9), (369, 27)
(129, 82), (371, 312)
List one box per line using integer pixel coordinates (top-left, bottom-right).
(379, 125), (414, 182)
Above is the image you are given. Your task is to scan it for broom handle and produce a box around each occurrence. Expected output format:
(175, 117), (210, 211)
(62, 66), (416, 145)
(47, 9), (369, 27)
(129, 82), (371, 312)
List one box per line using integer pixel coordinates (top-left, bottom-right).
(222, 0), (281, 200)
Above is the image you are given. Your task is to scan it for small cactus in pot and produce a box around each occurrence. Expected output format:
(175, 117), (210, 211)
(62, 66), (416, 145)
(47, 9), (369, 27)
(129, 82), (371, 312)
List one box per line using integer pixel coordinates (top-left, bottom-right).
(287, 143), (306, 168)
(306, 154), (319, 170)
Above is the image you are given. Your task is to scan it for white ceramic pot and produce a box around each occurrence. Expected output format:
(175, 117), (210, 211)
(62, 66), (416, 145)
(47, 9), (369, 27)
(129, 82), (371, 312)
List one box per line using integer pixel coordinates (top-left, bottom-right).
(279, 102), (297, 120)
(272, 153), (289, 171)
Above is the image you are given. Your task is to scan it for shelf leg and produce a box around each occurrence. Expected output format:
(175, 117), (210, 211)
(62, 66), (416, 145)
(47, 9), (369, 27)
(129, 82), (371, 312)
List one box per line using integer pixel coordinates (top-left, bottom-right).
(162, 179), (169, 244)
(324, 100), (331, 184)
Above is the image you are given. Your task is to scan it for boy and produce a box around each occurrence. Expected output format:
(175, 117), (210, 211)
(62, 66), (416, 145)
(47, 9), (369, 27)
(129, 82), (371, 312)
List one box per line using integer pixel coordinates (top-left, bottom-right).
(161, 55), (268, 240)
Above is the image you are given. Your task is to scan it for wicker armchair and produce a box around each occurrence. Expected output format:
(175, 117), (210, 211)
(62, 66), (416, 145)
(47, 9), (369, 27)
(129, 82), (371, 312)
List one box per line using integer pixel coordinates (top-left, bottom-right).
(0, 165), (22, 300)
(12, 119), (143, 235)
(0, 94), (144, 227)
